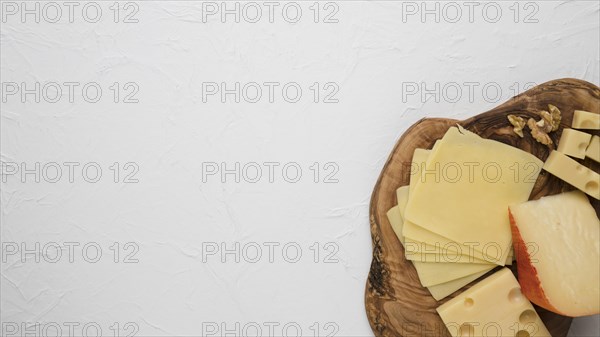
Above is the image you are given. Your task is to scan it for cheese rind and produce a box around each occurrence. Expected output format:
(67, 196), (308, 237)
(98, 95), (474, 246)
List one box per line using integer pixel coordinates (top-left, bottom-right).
(509, 191), (600, 317)
(572, 110), (600, 129)
(437, 268), (551, 337)
(404, 127), (542, 265)
(586, 135), (600, 163)
(557, 128), (592, 159)
(543, 150), (600, 200)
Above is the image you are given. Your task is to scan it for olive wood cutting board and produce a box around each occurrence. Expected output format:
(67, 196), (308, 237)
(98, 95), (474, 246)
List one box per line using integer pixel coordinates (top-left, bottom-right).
(365, 78), (600, 337)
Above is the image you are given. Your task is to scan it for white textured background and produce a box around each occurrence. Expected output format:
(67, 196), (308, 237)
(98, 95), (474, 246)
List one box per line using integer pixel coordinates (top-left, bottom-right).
(1, 1), (599, 336)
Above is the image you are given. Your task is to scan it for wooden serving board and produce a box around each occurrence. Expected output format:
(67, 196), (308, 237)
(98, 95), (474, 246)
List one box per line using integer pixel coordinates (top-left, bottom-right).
(365, 78), (600, 337)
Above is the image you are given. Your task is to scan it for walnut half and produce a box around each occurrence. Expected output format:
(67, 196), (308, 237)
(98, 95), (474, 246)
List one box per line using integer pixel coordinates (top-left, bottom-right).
(508, 115), (526, 138)
(528, 118), (553, 146)
(548, 104), (562, 131)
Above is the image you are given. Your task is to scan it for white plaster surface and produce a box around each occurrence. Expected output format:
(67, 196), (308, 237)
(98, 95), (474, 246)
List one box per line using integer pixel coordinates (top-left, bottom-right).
(1, 1), (599, 336)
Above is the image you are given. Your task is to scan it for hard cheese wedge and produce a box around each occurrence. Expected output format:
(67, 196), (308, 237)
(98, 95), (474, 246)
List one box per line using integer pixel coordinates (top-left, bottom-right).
(509, 191), (600, 317)
(437, 268), (551, 337)
(404, 126), (542, 265)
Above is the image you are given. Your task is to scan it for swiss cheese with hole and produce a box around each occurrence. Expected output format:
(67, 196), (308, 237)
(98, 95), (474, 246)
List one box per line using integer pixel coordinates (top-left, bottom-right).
(437, 268), (551, 337)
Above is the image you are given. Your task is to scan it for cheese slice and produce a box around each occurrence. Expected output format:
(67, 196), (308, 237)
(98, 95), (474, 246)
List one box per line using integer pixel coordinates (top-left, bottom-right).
(586, 135), (600, 163)
(403, 147), (492, 264)
(409, 148), (431, 194)
(404, 127), (542, 265)
(543, 150), (600, 200)
(437, 268), (551, 337)
(395, 186), (410, 215)
(427, 269), (491, 301)
(572, 110), (600, 130)
(389, 204), (493, 286)
(557, 128), (592, 159)
(401, 146), (488, 263)
(413, 260), (494, 287)
(386, 206), (405, 245)
(388, 203), (489, 264)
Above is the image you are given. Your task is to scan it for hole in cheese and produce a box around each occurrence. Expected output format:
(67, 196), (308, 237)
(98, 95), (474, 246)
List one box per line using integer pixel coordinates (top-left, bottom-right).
(463, 297), (474, 308)
(515, 330), (530, 337)
(586, 180), (599, 195)
(508, 287), (524, 303)
(519, 309), (536, 324)
(458, 323), (474, 337)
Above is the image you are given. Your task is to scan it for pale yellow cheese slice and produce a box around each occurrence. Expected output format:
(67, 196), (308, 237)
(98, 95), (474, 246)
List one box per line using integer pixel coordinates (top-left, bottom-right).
(390, 206), (489, 264)
(427, 268), (492, 301)
(386, 206), (405, 245)
(404, 148), (492, 264)
(413, 260), (494, 287)
(404, 126), (542, 265)
(437, 268), (551, 337)
(395, 186), (410, 215)
(409, 148), (431, 194)
(404, 145), (503, 264)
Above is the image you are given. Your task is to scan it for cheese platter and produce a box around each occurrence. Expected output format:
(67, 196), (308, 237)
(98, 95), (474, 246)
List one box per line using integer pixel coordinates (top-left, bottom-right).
(365, 78), (600, 337)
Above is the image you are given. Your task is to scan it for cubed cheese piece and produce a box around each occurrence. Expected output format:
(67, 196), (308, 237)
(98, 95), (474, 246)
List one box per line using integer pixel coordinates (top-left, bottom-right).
(405, 127), (542, 265)
(572, 110), (600, 130)
(543, 150), (600, 200)
(427, 269), (492, 301)
(437, 268), (551, 337)
(587, 135), (600, 163)
(509, 191), (600, 317)
(557, 128), (592, 159)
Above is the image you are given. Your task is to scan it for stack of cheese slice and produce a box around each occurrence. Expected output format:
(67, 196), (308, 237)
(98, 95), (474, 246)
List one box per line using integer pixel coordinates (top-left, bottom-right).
(387, 126), (543, 300)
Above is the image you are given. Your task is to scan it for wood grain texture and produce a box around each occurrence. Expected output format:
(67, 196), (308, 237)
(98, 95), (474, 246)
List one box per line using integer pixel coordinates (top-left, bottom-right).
(365, 78), (600, 337)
